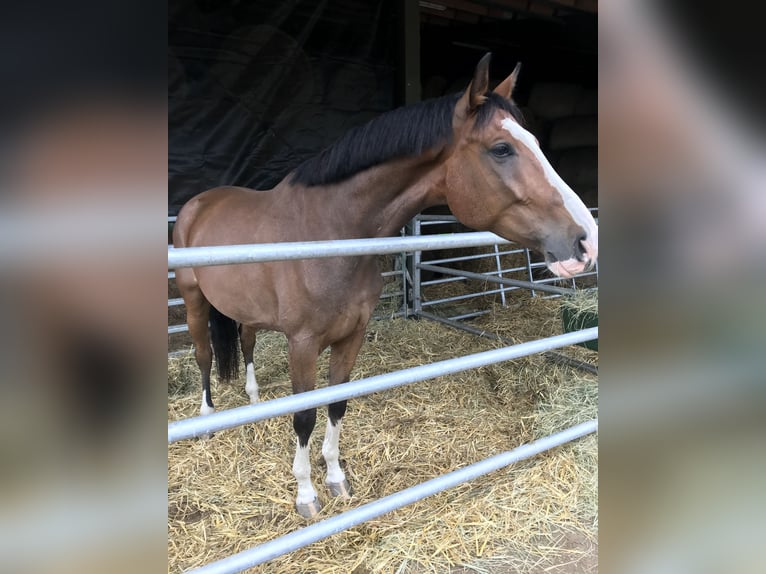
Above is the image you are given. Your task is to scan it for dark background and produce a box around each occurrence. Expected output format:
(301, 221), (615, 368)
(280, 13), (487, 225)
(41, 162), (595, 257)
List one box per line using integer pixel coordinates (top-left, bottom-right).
(168, 0), (597, 212)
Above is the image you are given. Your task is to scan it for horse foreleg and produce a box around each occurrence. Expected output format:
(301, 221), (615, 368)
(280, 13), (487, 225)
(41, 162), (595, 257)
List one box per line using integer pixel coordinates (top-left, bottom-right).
(239, 325), (258, 403)
(322, 416), (350, 498)
(288, 336), (321, 518)
(323, 326), (366, 499)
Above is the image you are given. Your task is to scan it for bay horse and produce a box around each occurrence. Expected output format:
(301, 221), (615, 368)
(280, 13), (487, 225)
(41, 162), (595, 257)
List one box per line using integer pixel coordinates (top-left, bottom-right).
(173, 53), (598, 517)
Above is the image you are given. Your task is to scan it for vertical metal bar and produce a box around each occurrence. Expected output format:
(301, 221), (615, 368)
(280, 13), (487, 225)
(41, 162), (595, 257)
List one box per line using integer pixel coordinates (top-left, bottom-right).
(412, 217), (422, 315)
(524, 248), (536, 298)
(493, 243), (507, 307)
(399, 227), (408, 317)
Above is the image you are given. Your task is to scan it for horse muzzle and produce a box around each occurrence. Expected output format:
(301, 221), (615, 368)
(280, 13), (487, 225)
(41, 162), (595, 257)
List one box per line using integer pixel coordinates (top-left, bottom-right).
(545, 232), (598, 279)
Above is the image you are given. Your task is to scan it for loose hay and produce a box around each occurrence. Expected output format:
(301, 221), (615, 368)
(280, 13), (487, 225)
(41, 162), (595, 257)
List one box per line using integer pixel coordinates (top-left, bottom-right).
(560, 289), (599, 317)
(168, 296), (597, 573)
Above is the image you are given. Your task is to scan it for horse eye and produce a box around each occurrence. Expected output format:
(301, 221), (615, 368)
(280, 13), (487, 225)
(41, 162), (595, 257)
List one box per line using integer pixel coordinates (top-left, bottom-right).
(490, 143), (513, 158)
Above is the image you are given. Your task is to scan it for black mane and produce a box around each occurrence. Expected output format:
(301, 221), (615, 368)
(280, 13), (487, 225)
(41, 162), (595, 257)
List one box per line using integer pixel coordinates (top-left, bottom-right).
(290, 91), (523, 187)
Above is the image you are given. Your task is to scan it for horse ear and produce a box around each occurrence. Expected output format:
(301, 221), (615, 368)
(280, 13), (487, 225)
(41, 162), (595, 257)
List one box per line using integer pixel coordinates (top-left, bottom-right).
(493, 62), (522, 100)
(454, 52), (492, 123)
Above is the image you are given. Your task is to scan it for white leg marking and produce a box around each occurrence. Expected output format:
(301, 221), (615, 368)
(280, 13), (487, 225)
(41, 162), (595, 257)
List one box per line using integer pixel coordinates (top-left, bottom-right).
(292, 439), (317, 505)
(245, 363), (259, 403)
(200, 390), (214, 416)
(322, 418), (346, 485)
(500, 117), (599, 256)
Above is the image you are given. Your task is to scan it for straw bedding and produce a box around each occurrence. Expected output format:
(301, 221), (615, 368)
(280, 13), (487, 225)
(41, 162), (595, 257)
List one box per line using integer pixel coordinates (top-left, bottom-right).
(168, 295), (597, 573)
(560, 290), (599, 317)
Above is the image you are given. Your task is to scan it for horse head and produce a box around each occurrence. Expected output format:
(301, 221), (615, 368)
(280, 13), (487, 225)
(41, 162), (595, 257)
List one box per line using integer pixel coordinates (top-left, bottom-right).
(442, 53), (598, 278)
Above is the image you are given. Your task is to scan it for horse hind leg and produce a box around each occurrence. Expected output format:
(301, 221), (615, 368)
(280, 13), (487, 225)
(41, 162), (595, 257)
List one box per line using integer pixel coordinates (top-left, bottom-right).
(175, 270), (215, 419)
(288, 336), (322, 518)
(323, 326), (366, 500)
(239, 325), (258, 403)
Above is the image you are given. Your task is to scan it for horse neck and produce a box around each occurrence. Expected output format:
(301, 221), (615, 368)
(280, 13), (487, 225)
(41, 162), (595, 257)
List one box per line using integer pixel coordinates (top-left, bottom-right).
(289, 152), (446, 238)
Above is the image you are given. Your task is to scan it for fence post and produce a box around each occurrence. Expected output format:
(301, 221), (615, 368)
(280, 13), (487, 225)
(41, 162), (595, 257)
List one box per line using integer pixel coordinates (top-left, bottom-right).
(411, 217), (422, 315)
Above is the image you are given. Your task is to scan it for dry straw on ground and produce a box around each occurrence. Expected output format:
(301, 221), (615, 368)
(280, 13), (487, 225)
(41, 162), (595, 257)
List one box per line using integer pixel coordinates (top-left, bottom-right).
(168, 295), (597, 573)
(560, 289), (599, 317)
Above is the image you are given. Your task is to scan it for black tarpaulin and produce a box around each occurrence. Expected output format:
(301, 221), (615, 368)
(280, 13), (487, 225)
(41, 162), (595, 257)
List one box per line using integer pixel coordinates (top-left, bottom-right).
(168, 0), (398, 213)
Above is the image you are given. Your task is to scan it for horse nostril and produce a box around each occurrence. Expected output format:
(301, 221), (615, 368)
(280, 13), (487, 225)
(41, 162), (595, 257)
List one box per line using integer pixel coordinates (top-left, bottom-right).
(575, 234), (587, 260)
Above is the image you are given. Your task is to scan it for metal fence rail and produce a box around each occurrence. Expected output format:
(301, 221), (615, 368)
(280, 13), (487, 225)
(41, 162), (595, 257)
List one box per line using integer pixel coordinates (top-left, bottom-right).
(418, 263), (576, 296)
(167, 223), (599, 572)
(410, 212), (598, 313)
(168, 327), (597, 443)
(187, 419), (597, 574)
(167, 231), (520, 336)
(168, 232), (509, 269)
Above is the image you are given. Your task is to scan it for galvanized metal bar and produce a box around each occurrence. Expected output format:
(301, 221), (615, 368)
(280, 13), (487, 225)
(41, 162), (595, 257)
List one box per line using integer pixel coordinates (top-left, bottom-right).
(187, 419), (598, 574)
(400, 264), (410, 318)
(168, 232), (509, 269)
(524, 249), (537, 297)
(479, 267), (532, 279)
(168, 327), (597, 443)
(530, 274), (584, 286)
(411, 218), (423, 315)
(378, 290), (405, 300)
(417, 311), (598, 375)
(424, 248), (524, 265)
(398, 228), (409, 317)
(420, 219), (458, 226)
(544, 351), (599, 375)
(447, 309), (491, 321)
(418, 311), (506, 340)
(421, 274), (467, 287)
(168, 298), (184, 307)
(420, 267), (528, 287)
(168, 324), (188, 334)
(421, 287), (513, 308)
(494, 244), (508, 307)
(415, 214), (459, 222)
(418, 263), (575, 296)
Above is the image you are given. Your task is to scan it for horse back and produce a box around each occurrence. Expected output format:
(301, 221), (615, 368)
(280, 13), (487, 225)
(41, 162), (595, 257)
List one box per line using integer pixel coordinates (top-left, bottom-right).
(173, 186), (269, 248)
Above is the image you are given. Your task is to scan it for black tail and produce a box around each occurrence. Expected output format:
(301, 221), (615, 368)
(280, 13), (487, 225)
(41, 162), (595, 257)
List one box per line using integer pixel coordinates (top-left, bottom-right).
(209, 306), (240, 382)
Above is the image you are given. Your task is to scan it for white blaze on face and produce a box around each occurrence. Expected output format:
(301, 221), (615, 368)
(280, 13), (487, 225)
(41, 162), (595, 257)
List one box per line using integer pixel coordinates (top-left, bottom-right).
(500, 118), (598, 275)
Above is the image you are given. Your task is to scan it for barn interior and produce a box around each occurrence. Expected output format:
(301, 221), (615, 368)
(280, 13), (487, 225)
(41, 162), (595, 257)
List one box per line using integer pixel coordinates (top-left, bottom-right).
(168, 0), (597, 213)
(168, 2), (598, 572)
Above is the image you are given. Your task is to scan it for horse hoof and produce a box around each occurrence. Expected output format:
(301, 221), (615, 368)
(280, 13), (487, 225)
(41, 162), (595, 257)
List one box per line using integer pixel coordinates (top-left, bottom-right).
(295, 498), (322, 518)
(326, 479), (352, 499)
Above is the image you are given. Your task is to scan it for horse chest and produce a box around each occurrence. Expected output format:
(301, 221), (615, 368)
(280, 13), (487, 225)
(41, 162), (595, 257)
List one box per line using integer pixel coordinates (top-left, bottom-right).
(301, 257), (382, 297)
